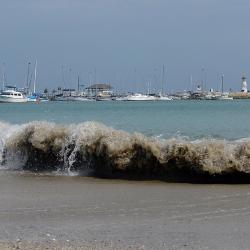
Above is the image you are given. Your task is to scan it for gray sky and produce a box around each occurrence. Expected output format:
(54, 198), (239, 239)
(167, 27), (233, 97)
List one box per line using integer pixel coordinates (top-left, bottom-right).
(0, 0), (249, 93)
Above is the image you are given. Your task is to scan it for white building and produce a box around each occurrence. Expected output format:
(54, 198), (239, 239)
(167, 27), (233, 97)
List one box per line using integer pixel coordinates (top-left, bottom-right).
(241, 76), (248, 93)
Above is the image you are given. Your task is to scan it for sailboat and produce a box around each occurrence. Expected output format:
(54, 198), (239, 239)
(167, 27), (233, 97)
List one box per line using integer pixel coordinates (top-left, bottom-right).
(27, 60), (48, 102)
(215, 74), (233, 100)
(156, 65), (172, 101)
(125, 81), (156, 101)
(125, 93), (157, 101)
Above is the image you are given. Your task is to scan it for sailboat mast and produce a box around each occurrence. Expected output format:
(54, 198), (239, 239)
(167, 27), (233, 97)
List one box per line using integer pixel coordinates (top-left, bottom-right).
(25, 62), (31, 93)
(2, 63), (5, 90)
(221, 74), (224, 93)
(26, 62), (31, 91)
(161, 65), (165, 95)
(77, 75), (80, 92)
(61, 65), (66, 87)
(190, 75), (193, 91)
(33, 60), (37, 94)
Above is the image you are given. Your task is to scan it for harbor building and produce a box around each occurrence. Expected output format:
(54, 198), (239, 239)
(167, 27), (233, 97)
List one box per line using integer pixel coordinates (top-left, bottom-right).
(85, 83), (113, 97)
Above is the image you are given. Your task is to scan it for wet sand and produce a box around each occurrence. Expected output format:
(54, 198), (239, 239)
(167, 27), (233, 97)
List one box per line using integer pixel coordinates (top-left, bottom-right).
(1, 172), (250, 249)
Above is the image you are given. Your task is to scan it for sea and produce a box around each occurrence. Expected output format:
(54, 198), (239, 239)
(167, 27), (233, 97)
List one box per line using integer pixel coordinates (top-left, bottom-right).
(1, 100), (250, 179)
(1, 100), (250, 249)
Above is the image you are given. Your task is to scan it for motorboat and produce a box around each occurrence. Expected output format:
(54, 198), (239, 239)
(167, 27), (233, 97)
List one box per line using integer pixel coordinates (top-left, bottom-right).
(0, 89), (27, 103)
(73, 96), (94, 101)
(217, 93), (233, 100)
(96, 90), (113, 101)
(114, 96), (128, 101)
(156, 93), (173, 101)
(125, 93), (157, 101)
(27, 94), (49, 102)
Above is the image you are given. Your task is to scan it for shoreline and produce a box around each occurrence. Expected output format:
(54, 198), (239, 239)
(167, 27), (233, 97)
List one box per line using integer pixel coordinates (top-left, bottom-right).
(1, 172), (250, 249)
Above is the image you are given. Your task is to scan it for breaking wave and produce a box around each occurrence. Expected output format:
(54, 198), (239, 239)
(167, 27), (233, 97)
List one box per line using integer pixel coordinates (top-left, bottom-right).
(2, 121), (250, 182)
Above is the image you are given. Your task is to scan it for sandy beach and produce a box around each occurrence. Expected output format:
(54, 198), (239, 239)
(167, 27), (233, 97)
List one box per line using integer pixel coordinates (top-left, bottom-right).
(0, 171), (249, 249)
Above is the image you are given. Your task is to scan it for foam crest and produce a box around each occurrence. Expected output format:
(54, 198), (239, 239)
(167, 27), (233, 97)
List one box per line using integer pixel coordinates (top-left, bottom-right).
(2, 120), (250, 181)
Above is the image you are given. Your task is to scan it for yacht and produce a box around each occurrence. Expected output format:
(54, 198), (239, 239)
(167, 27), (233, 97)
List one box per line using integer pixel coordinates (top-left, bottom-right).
(126, 93), (157, 101)
(216, 93), (233, 100)
(156, 93), (173, 101)
(96, 90), (113, 101)
(0, 89), (27, 103)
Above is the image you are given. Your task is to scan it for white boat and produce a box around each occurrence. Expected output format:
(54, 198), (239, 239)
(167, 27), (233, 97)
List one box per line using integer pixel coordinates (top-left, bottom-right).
(157, 66), (172, 101)
(126, 93), (157, 101)
(114, 96), (128, 101)
(216, 93), (233, 100)
(56, 96), (90, 101)
(216, 75), (233, 100)
(0, 89), (27, 103)
(204, 92), (213, 100)
(156, 94), (173, 101)
(96, 90), (113, 101)
(27, 94), (48, 102)
(73, 96), (94, 101)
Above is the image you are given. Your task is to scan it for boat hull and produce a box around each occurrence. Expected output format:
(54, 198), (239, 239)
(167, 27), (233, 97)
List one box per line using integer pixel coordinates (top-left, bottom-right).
(0, 97), (27, 103)
(27, 98), (48, 102)
(126, 95), (157, 101)
(157, 97), (173, 101)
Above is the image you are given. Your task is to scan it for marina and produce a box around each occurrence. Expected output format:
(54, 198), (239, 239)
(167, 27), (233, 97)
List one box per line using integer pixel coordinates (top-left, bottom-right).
(2, 59), (250, 103)
(1, 64), (250, 102)
(1, 77), (250, 102)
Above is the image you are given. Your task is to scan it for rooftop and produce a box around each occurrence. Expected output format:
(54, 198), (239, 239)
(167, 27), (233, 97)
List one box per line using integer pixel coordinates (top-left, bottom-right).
(85, 83), (112, 90)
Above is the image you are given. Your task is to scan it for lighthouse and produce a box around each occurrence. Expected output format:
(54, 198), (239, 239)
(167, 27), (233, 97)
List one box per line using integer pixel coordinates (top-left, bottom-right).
(241, 76), (248, 93)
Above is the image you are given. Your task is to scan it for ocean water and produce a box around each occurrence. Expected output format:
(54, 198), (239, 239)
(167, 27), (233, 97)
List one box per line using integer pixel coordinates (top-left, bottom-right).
(1, 100), (250, 180)
(1, 100), (250, 139)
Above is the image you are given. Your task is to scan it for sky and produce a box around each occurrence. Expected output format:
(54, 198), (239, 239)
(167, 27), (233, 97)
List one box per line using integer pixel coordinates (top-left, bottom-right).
(0, 0), (250, 93)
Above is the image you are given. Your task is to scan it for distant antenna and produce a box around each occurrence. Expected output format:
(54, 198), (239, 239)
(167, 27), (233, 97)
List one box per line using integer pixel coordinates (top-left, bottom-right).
(33, 60), (37, 94)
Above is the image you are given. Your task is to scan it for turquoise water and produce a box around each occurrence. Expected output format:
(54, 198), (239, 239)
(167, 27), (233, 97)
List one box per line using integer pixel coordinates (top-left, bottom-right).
(0, 100), (249, 140)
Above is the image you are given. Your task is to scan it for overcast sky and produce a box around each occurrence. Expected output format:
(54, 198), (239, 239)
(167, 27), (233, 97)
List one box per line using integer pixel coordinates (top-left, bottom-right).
(0, 0), (249, 93)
